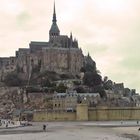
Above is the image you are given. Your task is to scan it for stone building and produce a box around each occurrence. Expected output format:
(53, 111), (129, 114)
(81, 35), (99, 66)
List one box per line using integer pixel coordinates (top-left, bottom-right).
(52, 90), (101, 111)
(113, 83), (125, 96)
(16, 3), (84, 78)
(78, 93), (101, 107)
(53, 91), (78, 111)
(53, 93), (66, 110)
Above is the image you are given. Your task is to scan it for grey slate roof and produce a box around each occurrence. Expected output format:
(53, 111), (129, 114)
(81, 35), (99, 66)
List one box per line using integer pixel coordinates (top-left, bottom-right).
(49, 23), (60, 33)
(30, 41), (49, 46)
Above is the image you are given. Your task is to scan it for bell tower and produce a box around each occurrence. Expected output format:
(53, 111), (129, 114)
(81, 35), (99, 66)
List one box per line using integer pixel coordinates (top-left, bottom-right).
(49, 2), (60, 41)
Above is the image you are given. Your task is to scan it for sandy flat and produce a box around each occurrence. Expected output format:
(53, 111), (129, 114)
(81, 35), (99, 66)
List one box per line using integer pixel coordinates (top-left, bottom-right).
(112, 126), (140, 139)
(0, 121), (139, 140)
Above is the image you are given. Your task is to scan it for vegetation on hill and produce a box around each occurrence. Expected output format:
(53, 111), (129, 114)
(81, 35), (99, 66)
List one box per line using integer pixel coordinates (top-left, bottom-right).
(3, 55), (128, 100)
(4, 72), (24, 87)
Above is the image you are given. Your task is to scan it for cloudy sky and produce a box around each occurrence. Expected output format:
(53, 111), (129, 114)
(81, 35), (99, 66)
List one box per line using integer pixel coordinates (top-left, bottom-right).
(0, 0), (140, 93)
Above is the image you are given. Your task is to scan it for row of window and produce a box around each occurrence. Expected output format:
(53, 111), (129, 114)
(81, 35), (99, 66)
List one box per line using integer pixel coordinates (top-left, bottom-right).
(53, 94), (78, 98)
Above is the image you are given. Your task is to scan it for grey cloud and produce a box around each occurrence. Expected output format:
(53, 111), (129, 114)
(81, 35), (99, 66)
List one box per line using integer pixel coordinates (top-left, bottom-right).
(120, 55), (140, 70)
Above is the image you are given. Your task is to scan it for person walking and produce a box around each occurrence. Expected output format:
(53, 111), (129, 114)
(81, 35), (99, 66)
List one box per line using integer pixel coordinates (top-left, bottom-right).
(6, 122), (8, 128)
(43, 124), (46, 131)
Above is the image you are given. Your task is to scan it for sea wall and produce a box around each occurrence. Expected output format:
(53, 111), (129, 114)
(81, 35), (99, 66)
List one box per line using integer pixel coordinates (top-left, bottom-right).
(88, 107), (140, 121)
(33, 105), (140, 121)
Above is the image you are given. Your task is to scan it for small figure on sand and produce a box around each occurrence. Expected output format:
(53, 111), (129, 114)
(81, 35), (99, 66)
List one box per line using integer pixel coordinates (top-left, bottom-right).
(43, 124), (46, 131)
(137, 121), (139, 125)
(6, 122), (8, 128)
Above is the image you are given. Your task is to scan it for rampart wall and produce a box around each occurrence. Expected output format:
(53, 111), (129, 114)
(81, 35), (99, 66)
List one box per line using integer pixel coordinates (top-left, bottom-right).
(33, 104), (140, 121)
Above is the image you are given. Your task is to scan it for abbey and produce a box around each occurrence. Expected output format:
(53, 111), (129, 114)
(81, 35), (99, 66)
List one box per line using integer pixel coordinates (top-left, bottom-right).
(17, 3), (85, 77)
(0, 4), (95, 80)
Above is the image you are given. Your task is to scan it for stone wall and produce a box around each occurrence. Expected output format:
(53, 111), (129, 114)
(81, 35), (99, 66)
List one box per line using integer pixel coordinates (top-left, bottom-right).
(88, 107), (140, 121)
(76, 104), (88, 121)
(42, 48), (83, 75)
(33, 111), (76, 121)
(33, 105), (140, 122)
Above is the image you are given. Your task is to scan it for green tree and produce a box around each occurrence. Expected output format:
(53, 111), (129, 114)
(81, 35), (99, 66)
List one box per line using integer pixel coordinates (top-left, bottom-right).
(83, 72), (102, 87)
(41, 79), (52, 87)
(74, 86), (85, 93)
(55, 83), (67, 93)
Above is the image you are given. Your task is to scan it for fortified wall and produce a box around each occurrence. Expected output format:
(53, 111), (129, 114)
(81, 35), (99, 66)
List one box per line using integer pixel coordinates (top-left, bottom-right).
(33, 104), (140, 121)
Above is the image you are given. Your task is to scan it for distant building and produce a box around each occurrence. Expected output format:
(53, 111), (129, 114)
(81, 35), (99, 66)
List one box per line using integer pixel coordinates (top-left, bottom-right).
(132, 95), (140, 107)
(114, 83), (125, 96)
(0, 57), (16, 81)
(54, 79), (82, 88)
(53, 91), (77, 111)
(53, 90), (100, 111)
(78, 93), (100, 107)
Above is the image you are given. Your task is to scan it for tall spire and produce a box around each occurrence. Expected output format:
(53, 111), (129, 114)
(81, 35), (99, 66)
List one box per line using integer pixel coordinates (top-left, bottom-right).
(53, 1), (57, 23)
(49, 1), (60, 41)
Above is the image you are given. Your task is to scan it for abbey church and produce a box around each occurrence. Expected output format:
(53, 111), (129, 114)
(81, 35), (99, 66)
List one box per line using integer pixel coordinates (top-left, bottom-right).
(0, 4), (95, 80)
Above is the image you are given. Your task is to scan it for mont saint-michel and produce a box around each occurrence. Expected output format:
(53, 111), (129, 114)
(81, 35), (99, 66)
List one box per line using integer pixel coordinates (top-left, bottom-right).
(0, 2), (140, 124)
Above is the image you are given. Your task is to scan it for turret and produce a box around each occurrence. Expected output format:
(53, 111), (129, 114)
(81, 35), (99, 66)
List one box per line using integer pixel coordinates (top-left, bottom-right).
(70, 32), (73, 41)
(73, 38), (78, 48)
(69, 32), (73, 47)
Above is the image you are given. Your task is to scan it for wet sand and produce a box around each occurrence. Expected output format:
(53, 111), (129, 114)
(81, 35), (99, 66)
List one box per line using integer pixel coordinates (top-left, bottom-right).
(113, 126), (140, 140)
